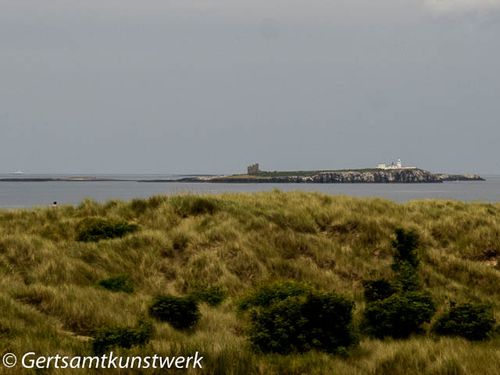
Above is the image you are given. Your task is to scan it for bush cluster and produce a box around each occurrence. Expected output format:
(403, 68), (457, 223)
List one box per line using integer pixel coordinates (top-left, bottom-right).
(92, 320), (153, 354)
(391, 228), (421, 292)
(242, 282), (357, 354)
(433, 303), (495, 341)
(76, 217), (138, 242)
(98, 275), (134, 294)
(363, 229), (435, 338)
(149, 295), (200, 330)
(364, 291), (436, 338)
(362, 228), (496, 341)
(391, 228), (420, 269)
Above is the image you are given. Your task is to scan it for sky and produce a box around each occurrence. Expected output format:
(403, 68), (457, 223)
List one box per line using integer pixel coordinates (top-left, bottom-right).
(1, 0), (499, 174)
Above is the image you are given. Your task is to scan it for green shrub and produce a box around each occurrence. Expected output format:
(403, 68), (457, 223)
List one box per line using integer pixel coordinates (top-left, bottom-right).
(171, 196), (218, 217)
(190, 286), (226, 306)
(149, 295), (200, 330)
(393, 262), (421, 292)
(362, 279), (396, 302)
(390, 228), (422, 292)
(248, 292), (356, 354)
(363, 291), (436, 338)
(301, 292), (358, 352)
(392, 228), (420, 270)
(239, 281), (311, 311)
(98, 275), (134, 294)
(92, 320), (153, 354)
(433, 303), (495, 341)
(76, 217), (138, 242)
(249, 296), (307, 354)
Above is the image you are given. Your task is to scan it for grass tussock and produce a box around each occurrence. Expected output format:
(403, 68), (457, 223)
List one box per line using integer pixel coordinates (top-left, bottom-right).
(0, 192), (498, 374)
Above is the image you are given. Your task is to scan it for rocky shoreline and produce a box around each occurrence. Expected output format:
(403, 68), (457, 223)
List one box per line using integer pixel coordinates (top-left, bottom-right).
(146, 169), (484, 184)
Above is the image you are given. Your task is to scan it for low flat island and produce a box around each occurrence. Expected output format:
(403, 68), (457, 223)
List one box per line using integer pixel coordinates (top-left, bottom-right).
(163, 170), (483, 184)
(144, 161), (484, 184)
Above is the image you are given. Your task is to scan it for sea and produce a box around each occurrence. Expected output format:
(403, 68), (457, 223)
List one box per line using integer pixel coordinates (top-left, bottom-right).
(0, 174), (499, 208)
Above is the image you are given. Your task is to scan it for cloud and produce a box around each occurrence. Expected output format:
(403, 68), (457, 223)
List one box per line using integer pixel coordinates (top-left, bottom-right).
(424, 0), (500, 14)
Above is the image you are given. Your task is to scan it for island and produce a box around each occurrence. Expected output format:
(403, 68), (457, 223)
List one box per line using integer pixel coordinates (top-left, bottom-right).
(143, 160), (484, 184)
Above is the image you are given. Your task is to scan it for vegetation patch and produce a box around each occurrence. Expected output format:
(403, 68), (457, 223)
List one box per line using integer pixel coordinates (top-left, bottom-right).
(0, 193), (499, 374)
(362, 279), (396, 302)
(190, 286), (226, 306)
(363, 291), (436, 338)
(392, 228), (420, 270)
(363, 229), (436, 338)
(149, 295), (200, 330)
(130, 196), (166, 215)
(92, 320), (153, 354)
(433, 303), (496, 341)
(242, 282), (357, 354)
(76, 217), (138, 242)
(239, 281), (311, 311)
(98, 275), (134, 294)
(170, 196), (219, 217)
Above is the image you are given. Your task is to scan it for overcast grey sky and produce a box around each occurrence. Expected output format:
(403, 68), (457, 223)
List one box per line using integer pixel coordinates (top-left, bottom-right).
(1, 0), (499, 174)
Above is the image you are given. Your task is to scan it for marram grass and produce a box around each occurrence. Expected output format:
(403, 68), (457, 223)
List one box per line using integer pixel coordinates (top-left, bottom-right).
(0, 192), (498, 374)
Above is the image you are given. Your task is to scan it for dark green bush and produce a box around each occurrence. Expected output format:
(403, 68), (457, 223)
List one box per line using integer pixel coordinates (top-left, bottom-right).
(190, 286), (226, 306)
(239, 281), (311, 311)
(393, 262), (421, 292)
(248, 292), (356, 354)
(92, 320), (153, 354)
(390, 228), (422, 292)
(363, 291), (436, 338)
(171, 196), (219, 217)
(149, 295), (200, 330)
(301, 292), (358, 353)
(433, 303), (495, 341)
(76, 217), (138, 242)
(362, 279), (396, 302)
(249, 296), (307, 354)
(392, 228), (420, 270)
(98, 275), (134, 294)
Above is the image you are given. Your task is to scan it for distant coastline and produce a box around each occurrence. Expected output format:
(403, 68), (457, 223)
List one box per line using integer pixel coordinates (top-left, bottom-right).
(0, 177), (127, 182)
(0, 168), (484, 184)
(138, 164), (484, 184)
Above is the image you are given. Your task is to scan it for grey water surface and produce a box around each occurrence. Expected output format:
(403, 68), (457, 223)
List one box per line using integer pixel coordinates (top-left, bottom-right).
(0, 175), (499, 208)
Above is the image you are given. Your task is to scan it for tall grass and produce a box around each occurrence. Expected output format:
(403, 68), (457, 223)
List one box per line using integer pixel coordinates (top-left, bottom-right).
(0, 192), (498, 374)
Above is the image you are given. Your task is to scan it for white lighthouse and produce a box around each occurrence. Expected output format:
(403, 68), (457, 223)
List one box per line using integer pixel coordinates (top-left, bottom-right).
(377, 158), (415, 170)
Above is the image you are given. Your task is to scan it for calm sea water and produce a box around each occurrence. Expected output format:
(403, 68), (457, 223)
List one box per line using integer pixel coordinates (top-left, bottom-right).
(0, 174), (499, 208)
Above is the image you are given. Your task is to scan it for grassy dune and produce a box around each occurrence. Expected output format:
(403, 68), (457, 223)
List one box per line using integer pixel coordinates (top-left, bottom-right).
(0, 192), (499, 374)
